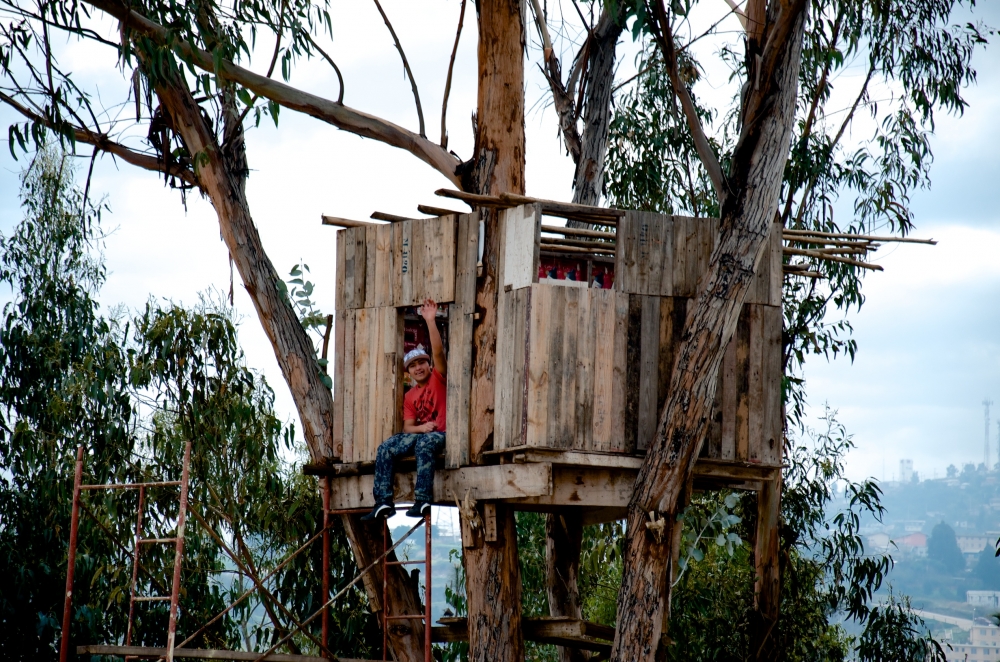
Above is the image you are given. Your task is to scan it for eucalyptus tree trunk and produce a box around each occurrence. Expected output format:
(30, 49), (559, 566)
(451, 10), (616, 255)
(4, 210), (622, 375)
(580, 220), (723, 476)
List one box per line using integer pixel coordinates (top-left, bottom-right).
(150, 71), (426, 662)
(570, 10), (622, 209)
(610, 3), (807, 660)
(463, 0), (527, 660)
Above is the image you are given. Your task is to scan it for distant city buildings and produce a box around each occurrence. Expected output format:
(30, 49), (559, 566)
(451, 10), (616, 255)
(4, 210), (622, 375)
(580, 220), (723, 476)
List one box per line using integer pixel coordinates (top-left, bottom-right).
(946, 619), (1000, 662)
(901, 459), (914, 483)
(968, 591), (1000, 609)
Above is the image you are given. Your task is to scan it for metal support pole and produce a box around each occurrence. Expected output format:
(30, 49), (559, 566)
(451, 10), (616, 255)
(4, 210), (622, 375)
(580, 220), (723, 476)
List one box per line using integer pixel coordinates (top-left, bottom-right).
(321, 479), (330, 659)
(166, 442), (192, 662)
(382, 523), (389, 662)
(125, 486), (147, 657)
(59, 446), (84, 662)
(424, 510), (431, 662)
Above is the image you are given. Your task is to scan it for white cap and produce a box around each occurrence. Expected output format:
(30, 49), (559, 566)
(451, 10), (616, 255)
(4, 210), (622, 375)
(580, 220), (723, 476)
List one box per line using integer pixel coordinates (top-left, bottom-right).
(403, 345), (430, 369)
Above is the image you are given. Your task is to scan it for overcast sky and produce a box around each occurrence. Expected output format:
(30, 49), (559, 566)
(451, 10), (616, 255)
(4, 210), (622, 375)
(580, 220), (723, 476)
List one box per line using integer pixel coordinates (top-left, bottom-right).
(0, 1), (997, 483)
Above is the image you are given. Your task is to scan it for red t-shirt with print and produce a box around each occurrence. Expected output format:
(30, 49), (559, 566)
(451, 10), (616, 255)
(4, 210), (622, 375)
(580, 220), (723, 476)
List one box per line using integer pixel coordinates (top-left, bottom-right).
(403, 368), (447, 432)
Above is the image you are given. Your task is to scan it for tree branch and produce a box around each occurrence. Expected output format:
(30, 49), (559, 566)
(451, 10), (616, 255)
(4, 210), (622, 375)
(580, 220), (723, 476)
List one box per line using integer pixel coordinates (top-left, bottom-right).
(440, 0), (467, 148)
(84, 0), (460, 185)
(529, 0), (582, 161)
(646, 1), (726, 204)
(372, 0), (425, 138)
(0, 89), (197, 186)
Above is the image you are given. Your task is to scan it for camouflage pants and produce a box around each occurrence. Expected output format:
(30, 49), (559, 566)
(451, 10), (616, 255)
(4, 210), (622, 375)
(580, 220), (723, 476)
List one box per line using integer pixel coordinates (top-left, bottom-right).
(372, 432), (446, 505)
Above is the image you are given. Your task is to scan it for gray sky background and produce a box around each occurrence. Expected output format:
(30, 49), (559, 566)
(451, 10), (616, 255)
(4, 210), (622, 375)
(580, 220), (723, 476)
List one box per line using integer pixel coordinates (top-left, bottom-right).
(0, 1), (997, 483)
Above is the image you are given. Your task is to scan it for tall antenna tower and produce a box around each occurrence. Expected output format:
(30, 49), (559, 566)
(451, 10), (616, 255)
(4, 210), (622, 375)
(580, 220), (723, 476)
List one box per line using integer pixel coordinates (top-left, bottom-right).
(985, 398), (994, 469)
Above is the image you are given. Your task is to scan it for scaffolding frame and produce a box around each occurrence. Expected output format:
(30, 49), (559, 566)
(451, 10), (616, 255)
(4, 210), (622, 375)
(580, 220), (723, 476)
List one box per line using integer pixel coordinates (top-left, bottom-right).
(61, 448), (434, 662)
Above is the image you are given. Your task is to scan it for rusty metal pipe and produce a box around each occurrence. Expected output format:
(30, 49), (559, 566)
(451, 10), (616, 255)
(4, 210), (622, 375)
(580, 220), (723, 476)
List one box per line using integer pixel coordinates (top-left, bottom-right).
(166, 442), (192, 662)
(60, 446), (85, 662)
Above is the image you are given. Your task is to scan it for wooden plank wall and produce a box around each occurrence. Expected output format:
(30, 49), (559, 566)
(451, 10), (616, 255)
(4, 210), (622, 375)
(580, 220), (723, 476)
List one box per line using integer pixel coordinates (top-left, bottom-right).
(332, 306), (403, 463)
(334, 215), (457, 310)
(445, 213), (479, 468)
(614, 212), (718, 297)
(498, 204), (541, 291)
(703, 303), (782, 465)
(492, 213), (783, 466)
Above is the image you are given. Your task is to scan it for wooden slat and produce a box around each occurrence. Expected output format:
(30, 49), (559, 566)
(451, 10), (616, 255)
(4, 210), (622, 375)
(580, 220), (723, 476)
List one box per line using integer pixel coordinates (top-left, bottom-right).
(748, 304), (766, 463)
(636, 295), (661, 451)
(343, 225), (367, 309)
(373, 223), (394, 307)
(341, 309), (356, 463)
(506, 466), (635, 509)
(574, 287), (595, 451)
(495, 288), (518, 450)
(657, 297), (686, 409)
(501, 204), (541, 291)
(513, 287), (529, 448)
(335, 228), (347, 312)
(718, 325), (737, 461)
(761, 304), (783, 465)
(769, 220), (783, 306)
(544, 285), (568, 448)
(364, 223), (378, 308)
(332, 309), (347, 458)
(558, 285), (581, 448)
(671, 217), (690, 297)
(525, 285), (552, 447)
(375, 307), (400, 446)
(328, 463), (554, 509)
(398, 219), (413, 305)
(615, 211), (673, 296)
(77, 645), (340, 662)
(610, 291), (629, 452)
(352, 308), (370, 463)
(622, 294), (643, 452)
(590, 289), (616, 451)
(369, 307), (384, 461)
(447, 213), (479, 468)
(734, 305), (751, 461)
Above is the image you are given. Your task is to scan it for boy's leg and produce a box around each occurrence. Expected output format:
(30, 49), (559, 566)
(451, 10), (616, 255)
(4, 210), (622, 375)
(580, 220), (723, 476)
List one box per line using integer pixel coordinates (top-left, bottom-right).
(372, 433), (420, 505)
(413, 432), (446, 503)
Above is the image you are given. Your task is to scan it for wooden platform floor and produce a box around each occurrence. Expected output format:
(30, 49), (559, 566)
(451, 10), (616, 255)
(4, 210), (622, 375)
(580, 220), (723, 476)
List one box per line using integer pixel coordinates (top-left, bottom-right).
(307, 451), (780, 522)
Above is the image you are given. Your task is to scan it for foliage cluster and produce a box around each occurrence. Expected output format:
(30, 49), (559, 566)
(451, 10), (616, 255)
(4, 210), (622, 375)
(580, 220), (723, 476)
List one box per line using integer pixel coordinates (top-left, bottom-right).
(0, 151), (378, 660)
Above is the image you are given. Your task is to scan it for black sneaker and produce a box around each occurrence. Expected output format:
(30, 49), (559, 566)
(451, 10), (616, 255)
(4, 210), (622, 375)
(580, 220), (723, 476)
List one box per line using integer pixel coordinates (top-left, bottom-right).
(360, 503), (396, 521)
(405, 501), (431, 518)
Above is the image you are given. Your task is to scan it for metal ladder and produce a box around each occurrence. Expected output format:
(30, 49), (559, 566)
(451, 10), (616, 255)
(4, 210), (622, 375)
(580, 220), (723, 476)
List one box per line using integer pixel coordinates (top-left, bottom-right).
(60, 442), (192, 662)
(381, 511), (433, 662)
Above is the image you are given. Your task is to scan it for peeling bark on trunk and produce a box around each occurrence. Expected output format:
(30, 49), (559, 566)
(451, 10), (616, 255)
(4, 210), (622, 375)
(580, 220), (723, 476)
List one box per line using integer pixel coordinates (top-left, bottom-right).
(570, 11), (622, 210)
(610, 4), (807, 661)
(463, 1), (526, 660)
(150, 71), (425, 662)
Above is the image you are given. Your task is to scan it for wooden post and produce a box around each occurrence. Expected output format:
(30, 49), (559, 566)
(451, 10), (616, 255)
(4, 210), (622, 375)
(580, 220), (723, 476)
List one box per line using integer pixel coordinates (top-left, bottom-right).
(166, 442), (191, 662)
(753, 476), (781, 659)
(464, 0), (527, 660)
(546, 510), (588, 662)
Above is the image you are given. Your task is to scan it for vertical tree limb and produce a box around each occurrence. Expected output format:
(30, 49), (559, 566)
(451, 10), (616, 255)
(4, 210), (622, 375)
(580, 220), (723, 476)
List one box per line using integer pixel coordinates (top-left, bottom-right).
(373, 0), (426, 138)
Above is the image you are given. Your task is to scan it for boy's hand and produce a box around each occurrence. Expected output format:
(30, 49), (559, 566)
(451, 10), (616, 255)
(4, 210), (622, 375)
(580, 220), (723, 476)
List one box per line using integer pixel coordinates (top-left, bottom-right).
(417, 421), (437, 433)
(419, 299), (438, 323)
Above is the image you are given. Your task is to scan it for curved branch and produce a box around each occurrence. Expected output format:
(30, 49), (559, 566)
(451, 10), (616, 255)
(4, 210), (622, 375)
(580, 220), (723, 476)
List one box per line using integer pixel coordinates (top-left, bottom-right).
(647, 0), (726, 204)
(302, 31), (344, 104)
(0, 89), (197, 186)
(440, 0), (467, 148)
(85, 0), (461, 185)
(372, 0), (425, 138)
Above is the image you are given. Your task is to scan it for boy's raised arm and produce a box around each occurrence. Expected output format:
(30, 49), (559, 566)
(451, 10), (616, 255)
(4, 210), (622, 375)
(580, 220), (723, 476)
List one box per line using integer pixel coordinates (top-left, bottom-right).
(420, 298), (447, 377)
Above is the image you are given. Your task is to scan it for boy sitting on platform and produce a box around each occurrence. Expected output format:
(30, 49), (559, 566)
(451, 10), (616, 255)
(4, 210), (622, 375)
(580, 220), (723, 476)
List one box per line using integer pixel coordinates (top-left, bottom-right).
(362, 299), (447, 521)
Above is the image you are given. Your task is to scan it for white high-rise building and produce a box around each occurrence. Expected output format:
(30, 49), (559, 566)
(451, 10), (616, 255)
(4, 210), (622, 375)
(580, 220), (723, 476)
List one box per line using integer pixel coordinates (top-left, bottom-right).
(900, 459), (914, 483)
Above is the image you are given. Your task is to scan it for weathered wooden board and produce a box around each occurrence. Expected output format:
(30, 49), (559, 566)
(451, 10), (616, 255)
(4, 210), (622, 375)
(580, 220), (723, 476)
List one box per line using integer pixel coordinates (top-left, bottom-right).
(499, 204), (541, 291)
(704, 302), (782, 467)
(446, 213), (479, 468)
(337, 226), (367, 310)
(332, 309), (347, 458)
(328, 463), (554, 509)
(615, 213), (720, 297)
(338, 216), (457, 309)
(745, 220), (782, 306)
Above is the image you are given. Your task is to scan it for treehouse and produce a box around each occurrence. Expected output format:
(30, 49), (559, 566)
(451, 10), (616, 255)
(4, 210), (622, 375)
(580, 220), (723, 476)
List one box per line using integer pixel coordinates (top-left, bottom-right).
(319, 198), (784, 526)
